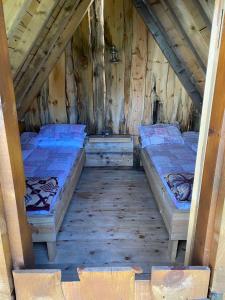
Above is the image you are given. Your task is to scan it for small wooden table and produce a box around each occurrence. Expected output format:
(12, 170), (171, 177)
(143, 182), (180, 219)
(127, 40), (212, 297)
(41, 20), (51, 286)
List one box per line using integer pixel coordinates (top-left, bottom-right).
(85, 135), (133, 167)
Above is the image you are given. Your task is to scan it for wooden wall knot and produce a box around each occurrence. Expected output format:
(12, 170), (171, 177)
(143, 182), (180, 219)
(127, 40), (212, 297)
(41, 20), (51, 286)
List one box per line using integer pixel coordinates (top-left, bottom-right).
(209, 127), (216, 136)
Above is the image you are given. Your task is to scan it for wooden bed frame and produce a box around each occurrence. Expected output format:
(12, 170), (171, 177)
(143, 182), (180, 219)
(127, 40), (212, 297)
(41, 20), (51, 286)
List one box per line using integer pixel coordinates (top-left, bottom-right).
(27, 149), (86, 261)
(140, 148), (190, 261)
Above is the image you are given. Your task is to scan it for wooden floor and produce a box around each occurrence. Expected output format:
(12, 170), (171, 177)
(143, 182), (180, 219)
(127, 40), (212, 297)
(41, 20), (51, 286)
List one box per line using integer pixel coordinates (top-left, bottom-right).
(34, 167), (185, 280)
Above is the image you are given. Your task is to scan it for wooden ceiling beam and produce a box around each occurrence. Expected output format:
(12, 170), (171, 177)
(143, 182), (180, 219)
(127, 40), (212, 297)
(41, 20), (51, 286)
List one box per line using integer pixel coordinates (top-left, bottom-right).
(146, 0), (205, 96)
(198, 0), (215, 24)
(133, 0), (202, 112)
(195, 0), (212, 30)
(16, 0), (94, 120)
(163, 0), (210, 68)
(2, 0), (32, 38)
(7, 0), (59, 77)
(161, 0), (206, 73)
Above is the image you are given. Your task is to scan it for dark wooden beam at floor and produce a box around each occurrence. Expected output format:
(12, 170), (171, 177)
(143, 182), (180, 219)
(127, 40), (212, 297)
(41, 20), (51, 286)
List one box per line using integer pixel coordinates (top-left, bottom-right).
(133, 0), (203, 112)
(16, 0), (94, 120)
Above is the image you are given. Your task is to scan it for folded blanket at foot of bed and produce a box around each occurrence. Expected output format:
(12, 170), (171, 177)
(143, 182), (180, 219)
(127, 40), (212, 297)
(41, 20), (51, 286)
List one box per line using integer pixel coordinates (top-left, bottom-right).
(25, 177), (59, 212)
(145, 144), (196, 210)
(164, 173), (194, 202)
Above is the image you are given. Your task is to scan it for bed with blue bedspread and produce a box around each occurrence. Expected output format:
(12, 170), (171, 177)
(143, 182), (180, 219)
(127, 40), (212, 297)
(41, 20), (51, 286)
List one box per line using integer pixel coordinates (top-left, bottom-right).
(139, 124), (198, 261)
(20, 124), (86, 260)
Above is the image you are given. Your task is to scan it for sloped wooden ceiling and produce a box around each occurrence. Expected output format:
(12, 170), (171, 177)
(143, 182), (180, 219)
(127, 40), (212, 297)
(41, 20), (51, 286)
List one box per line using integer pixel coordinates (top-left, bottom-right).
(133, 0), (213, 113)
(3, 0), (214, 119)
(3, 0), (94, 119)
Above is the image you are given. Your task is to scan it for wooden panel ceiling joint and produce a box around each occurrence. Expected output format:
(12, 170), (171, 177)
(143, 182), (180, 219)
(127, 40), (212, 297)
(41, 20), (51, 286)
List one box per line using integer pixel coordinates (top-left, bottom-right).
(133, 0), (203, 112)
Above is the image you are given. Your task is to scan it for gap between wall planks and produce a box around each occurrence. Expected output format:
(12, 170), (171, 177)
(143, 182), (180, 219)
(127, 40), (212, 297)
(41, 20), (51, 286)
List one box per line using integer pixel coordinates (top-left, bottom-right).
(186, 0), (225, 294)
(0, 0), (33, 269)
(24, 0), (194, 136)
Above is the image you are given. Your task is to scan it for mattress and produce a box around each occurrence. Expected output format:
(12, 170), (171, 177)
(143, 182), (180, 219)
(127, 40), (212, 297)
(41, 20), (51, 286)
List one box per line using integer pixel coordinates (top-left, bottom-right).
(145, 144), (197, 210)
(182, 131), (199, 153)
(24, 146), (81, 216)
(22, 149), (34, 160)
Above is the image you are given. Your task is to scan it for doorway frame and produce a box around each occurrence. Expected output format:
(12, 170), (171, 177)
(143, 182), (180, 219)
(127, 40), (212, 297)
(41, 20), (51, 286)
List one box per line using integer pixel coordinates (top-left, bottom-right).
(0, 0), (225, 297)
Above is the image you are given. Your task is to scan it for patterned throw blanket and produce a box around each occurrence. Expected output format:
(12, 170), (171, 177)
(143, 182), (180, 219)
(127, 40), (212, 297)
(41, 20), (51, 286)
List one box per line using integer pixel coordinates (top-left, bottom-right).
(25, 177), (59, 212)
(164, 173), (194, 202)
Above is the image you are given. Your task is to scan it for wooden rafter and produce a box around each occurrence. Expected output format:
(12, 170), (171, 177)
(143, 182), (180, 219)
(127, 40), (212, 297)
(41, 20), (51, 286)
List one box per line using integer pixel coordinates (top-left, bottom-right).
(133, 0), (203, 112)
(15, 0), (94, 120)
(161, 0), (210, 68)
(195, 0), (212, 30)
(198, 0), (215, 24)
(7, 0), (59, 77)
(146, 0), (206, 96)
(161, 0), (207, 73)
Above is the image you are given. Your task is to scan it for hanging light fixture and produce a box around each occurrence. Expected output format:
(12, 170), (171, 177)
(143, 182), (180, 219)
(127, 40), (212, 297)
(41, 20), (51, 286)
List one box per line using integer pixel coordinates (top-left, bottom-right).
(110, 45), (119, 63)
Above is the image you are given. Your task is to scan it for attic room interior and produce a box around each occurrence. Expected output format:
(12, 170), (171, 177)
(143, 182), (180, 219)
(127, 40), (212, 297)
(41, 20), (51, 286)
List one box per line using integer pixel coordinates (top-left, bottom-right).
(2, 0), (225, 298)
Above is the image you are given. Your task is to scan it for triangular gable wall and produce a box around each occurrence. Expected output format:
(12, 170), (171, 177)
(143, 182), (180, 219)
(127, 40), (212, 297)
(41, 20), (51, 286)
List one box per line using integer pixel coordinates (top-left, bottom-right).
(3, 0), (213, 122)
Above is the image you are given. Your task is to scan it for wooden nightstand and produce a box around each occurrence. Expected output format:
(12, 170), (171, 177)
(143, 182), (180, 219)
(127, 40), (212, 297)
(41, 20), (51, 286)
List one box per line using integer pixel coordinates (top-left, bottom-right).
(85, 135), (133, 167)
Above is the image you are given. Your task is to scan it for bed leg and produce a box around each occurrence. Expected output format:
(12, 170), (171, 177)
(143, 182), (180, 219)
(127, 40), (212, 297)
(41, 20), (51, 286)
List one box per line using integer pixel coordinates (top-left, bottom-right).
(168, 240), (178, 262)
(47, 241), (56, 261)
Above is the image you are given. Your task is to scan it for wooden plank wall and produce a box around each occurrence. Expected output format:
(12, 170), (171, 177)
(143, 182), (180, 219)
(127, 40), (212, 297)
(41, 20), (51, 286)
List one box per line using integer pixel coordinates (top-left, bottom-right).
(24, 0), (196, 135)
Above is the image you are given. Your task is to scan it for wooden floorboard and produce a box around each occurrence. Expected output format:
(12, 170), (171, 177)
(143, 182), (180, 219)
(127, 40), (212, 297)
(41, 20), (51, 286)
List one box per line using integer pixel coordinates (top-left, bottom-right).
(34, 168), (185, 280)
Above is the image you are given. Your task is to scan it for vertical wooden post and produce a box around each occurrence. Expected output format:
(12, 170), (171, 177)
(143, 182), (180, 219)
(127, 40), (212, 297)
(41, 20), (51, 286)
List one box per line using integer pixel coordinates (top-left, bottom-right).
(0, 0), (33, 268)
(186, 0), (225, 295)
(0, 186), (14, 298)
(185, 0), (225, 265)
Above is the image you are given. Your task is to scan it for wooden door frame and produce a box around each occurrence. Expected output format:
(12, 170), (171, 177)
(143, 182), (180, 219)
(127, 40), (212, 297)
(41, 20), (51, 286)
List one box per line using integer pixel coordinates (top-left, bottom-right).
(185, 0), (225, 295)
(0, 1), (33, 297)
(0, 0), (225, 298)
